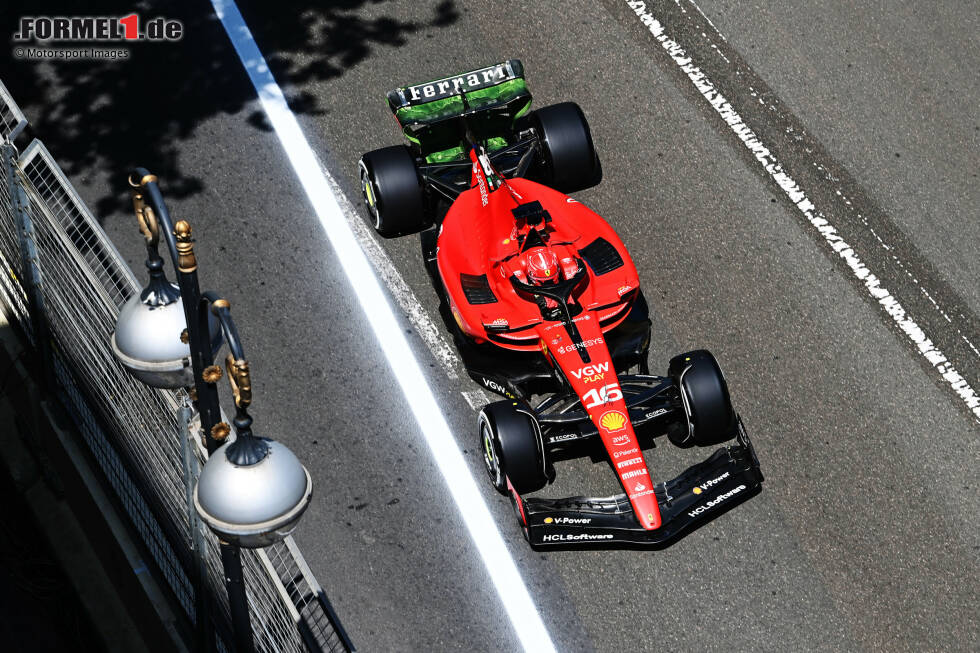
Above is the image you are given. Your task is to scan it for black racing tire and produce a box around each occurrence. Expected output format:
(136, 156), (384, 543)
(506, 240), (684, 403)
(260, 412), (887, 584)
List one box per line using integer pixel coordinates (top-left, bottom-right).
(358, 145), (428, 238)
(532, 102), (601, 193)
(667, 350), (738, 447)
(479, 401), (548, 495)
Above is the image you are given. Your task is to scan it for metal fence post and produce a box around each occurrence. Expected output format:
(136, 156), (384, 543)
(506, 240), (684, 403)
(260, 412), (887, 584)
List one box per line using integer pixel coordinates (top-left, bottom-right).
(2, 140), (54, 391)
(178, 396), (216, 651)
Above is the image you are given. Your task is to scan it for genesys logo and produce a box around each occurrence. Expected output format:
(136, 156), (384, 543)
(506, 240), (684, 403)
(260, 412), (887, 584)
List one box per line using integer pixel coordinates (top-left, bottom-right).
(555, 336), (603, 354)
(543, 516), (591, 525)
(541, 533), (612, 542)
(687, 484), (746, 518)
(570, 361), (608, 383)
(616, 456), (643, 469)
(14, 15), (183, 42)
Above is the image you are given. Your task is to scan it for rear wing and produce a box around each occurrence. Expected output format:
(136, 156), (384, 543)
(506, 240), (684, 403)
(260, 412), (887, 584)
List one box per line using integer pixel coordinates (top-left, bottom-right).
(386, 59), (531, 126)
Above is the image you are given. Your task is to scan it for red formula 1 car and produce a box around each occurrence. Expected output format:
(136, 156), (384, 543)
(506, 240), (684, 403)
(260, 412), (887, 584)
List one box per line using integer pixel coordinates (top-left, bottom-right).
(357, 61), (762, 547)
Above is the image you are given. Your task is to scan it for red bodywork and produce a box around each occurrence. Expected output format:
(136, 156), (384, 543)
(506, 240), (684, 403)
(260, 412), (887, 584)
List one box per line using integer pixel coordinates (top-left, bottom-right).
(437, 152), (662, 530)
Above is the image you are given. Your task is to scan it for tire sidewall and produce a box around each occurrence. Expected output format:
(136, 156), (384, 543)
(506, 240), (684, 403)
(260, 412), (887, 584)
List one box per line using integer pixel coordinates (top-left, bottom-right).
(669, 350), (737, 447)
(533, 102), (598, 193)
(358, 158), (381, 230)
(357, 146), (427, 238)
(479, 410), (507, 493)
(478, 401), (546, 495)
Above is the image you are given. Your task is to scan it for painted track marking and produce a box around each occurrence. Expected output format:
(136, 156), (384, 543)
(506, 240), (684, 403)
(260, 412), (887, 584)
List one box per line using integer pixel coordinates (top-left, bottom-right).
(623, 0), (980, 423)
(319, 159), (460, 380)
(210, 1), (556, 650)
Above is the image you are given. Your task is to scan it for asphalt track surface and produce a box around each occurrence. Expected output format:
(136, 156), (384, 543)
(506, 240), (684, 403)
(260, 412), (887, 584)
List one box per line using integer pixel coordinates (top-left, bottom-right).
(2, 1), (978, 651)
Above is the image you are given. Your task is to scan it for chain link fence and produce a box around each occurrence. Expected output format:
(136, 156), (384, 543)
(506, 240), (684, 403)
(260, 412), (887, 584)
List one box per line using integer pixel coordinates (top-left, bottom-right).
(0, 79), (353, 653)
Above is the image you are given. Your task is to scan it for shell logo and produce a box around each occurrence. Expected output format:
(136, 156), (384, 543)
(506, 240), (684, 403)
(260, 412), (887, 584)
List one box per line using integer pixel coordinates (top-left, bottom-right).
(693, 487), (703, 495)
(544, 517), (553, 524)
(599, 410), (628, 432)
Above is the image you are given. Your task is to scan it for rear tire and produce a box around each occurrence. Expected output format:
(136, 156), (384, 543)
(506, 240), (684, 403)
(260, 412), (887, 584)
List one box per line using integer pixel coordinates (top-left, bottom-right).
(532, 102), (601, 193)
(667, 350), (737, 447)
(479, 401), (548, 495)
(358, 146), (429, 238)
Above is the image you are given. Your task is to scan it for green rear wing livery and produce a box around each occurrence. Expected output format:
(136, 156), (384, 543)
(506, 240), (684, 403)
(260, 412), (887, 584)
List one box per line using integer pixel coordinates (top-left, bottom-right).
(386, 60), (533, 162)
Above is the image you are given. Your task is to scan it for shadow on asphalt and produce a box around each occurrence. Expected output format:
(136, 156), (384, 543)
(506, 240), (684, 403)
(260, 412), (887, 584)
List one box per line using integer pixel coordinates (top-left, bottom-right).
(0, 0), (459, 218)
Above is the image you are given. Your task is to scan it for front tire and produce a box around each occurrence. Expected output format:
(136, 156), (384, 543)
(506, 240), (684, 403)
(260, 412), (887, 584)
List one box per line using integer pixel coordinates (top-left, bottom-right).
(667, 350), (737, 447)
(479, 401), (548, 495)
(358, 146), (429, 238)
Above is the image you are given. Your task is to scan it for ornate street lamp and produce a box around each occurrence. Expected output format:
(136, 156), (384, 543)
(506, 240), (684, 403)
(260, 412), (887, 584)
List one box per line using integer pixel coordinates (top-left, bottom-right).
(111, 258), (221, 389)
(194, 304), (313, 549)
(111, 170), (312, 653)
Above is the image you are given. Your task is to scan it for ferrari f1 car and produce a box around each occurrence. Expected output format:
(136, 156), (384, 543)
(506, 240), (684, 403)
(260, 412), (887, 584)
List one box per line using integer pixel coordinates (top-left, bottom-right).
(357, 60), (763, 547)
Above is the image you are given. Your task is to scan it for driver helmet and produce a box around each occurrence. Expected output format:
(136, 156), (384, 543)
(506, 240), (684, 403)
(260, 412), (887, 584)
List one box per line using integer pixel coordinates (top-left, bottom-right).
(524, 247), (560, 285)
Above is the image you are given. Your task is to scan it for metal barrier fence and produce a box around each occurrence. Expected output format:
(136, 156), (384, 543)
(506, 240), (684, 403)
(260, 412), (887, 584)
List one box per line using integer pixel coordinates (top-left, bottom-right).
(0, 79), (353, 653)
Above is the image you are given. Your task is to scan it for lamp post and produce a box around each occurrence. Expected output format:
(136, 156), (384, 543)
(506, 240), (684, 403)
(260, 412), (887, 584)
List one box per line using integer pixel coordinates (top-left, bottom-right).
(111, 170), (313, 652)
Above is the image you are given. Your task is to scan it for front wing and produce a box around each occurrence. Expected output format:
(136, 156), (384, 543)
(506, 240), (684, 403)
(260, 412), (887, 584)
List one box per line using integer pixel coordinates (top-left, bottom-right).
(514, 425), (763, 547)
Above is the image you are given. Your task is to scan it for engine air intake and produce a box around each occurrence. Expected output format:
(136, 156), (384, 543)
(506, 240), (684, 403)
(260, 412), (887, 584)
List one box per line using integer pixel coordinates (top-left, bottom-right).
(460, 273), (498, 304)
(580, 238), (624, 275)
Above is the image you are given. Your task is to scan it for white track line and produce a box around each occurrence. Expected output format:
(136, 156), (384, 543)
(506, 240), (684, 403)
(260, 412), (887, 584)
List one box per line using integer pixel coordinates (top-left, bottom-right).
(624, 0), (980, 423)
(319, 162), (460, 380)
(210, 2), (556, 651)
